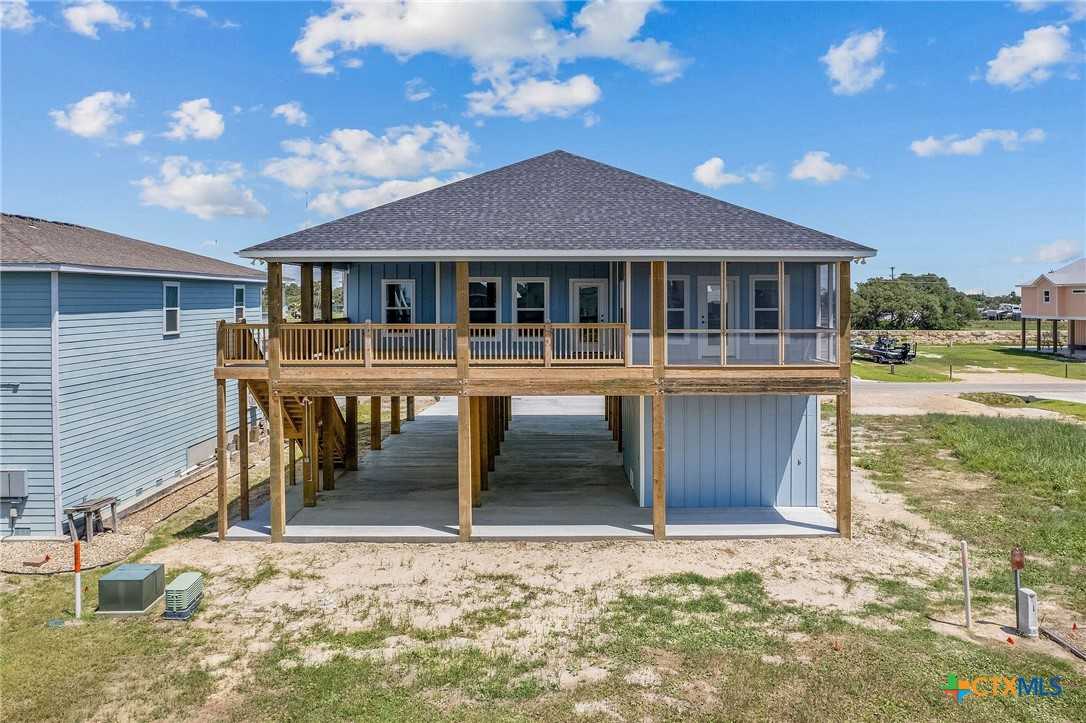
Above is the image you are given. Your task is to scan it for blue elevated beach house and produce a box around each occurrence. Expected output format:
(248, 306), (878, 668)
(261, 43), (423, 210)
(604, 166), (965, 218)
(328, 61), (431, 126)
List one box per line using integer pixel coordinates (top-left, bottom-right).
(217, 150), (875, 542)
(0, 214), (265, 538)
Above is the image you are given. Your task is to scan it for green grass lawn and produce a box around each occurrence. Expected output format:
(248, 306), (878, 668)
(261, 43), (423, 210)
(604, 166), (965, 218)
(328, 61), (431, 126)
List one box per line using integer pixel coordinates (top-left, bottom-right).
(960, 392), (1086, 422)
(856, 414), (1086, 609)
(852, 344), (1086, 383)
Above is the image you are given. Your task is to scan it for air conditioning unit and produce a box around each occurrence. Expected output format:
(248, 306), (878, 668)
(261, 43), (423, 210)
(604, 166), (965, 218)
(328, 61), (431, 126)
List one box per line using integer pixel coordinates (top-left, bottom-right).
(164, 572), (203, 620)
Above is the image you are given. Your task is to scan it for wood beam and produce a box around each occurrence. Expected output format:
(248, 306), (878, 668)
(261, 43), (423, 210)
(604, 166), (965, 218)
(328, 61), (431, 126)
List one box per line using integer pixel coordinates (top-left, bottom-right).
(836, 260), (853, 539)
(651, 261), (666, 374)
(1021, 317), (1026, 350)
(345, 396), (359, 470)
(237, 380), (250, 520)
(456, 262), (470, 379)
(370, 396), (382, 450)
(652, 393), (665, 541)
(391, 395), (401, 434)
(267, 261), (286, 542)
(322, 398), (335, 491)
(216, 378), (228, 541)
(490, 396), (500, 456)
(303, 399), (317, 507)
(320, 263), (333, 321)
(483, 396), (494, 477)
(300, 263), (314, 323)
(457, 395), (472, 540)
(406, 395), (415, 421)
(470, 396), (482, 506)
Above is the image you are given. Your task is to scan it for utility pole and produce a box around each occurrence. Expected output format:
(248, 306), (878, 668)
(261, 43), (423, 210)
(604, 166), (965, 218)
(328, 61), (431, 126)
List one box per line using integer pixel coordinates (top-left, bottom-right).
(890, 266), (895, 280)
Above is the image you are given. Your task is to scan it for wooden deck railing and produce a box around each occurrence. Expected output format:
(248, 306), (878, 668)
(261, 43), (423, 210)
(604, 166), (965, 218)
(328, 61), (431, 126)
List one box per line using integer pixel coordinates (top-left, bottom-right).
(218, 321), (625, 367)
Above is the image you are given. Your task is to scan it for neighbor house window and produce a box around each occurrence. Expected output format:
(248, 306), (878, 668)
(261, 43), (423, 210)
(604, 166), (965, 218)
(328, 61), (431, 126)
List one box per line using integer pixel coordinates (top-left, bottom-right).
(233, 285), (246, 322)
(1073, 288), (1085, 295)
(382, 280), (414, 324)
(163, 281), (180, 335)
(1043, 289), (1052, 303)
(667, 277), (687, 330)
(513, 278), (548, 325)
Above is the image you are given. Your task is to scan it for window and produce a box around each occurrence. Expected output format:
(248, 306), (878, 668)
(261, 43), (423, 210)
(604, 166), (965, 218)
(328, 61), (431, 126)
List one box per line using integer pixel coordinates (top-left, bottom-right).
(163, 281), (180, 335)
(666, 277), (687, 330)
(749, 275), (789, 342)
(233, 285), (246, 322)
(513, 278), (548, 325)
(1073, 288), (1085, 295)
(1043, 289), (1052, 303)
(382, 280), (414, 324)
(469, 278), (501, 323)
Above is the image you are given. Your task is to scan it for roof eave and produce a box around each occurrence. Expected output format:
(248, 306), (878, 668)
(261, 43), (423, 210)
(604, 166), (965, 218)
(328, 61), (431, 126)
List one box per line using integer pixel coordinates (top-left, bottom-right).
(0, 262), (266, 283)
(239, 247), (877, 262)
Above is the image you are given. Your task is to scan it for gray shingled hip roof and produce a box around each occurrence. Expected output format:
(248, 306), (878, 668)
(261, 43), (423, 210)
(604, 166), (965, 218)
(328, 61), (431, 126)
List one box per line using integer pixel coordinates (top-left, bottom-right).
(1, 214), (265, 281)
(241, 150), (876, 261)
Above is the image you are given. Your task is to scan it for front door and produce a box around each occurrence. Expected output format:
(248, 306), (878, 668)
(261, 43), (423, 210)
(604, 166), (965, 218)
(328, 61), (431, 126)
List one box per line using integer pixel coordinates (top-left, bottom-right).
(570, 280), (608, 352)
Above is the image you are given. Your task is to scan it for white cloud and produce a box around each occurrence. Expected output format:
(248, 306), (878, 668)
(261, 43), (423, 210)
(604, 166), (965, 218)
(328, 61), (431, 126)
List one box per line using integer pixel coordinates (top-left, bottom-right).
(692, 157), (745, 188)
(1, 0), (38, 31)
(123, 131), (144, 146)
(263, 121), (472, 190)
(63, 0), (133, 39)
(309, 173), (470, 216)
(1015, 0), (1048, 11)
(693, 157), (773, 189)
(1036, 239), (1081, 263)
(169, 1), (239, 29)
(405, 77), (432, 102)
(910, 127), (1046, 156)
(291, 0), (685, 120)
(200, 239), (218, 248)
(467, 74), (601, 119)
(820, 28), (886, 95)
(1015, 1), (1086, 22)
(986, 24), (1072, 89)
(582, 111), (600, 128)
(49, 90), (132, 138)
(272, 101), (309, 127)
(165, 98), (224, 140)
(789, 151), (860, 184)
(342, 57), (363, 69)
(136, 156), (267, 220)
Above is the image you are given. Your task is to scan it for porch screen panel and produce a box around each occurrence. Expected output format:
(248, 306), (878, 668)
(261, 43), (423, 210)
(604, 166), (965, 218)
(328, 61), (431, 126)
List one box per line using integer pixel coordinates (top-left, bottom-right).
(726, 262), (779, 364)
(783, 262), (837, 365)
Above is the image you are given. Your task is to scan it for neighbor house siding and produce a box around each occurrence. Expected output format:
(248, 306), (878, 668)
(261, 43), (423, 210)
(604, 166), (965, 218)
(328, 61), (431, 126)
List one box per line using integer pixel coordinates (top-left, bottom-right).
(0, 272), (57, 536)
(56, 274), (262, 510)
(641, 395), (819, 508)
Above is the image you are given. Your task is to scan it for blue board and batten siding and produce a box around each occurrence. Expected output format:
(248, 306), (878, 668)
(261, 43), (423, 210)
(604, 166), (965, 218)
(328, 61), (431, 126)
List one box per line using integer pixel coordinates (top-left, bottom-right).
(0, 271), (263, 536)
(0, 272), (57, 535)
(622, 394), (819, 508)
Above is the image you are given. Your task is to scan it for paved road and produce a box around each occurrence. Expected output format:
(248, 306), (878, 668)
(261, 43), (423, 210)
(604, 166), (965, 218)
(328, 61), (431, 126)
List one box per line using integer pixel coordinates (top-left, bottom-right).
(854, 379), (1085, 404)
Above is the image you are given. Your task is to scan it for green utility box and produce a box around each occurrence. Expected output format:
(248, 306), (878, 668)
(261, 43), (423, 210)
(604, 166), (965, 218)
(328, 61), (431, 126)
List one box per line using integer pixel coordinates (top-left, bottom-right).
(97, 563), (165, 616)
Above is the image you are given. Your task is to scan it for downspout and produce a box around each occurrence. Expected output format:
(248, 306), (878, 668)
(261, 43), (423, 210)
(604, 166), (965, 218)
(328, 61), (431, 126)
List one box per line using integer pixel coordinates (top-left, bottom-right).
(50, 271), (63, 536)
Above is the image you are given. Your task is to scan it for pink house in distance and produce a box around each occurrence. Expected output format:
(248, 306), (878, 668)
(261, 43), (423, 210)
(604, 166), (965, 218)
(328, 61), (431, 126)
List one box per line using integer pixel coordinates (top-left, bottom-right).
(1019, 258), (1086, 355)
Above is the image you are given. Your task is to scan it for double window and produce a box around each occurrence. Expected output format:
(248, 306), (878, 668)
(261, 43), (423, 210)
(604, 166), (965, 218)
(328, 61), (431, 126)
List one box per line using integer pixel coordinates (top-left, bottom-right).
(163, 281), (180, 335)
(382, 279), (414, 324)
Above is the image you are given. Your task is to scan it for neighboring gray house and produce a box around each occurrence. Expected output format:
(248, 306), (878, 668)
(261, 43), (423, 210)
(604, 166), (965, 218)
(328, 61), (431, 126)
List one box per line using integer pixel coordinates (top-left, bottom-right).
(0, 214), (265, 538)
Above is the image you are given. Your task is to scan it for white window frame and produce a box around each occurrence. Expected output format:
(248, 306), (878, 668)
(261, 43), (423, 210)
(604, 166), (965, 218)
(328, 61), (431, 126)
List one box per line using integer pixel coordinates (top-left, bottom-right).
(233, 284), (246, 322)
(666, 274), (689, 329)
(163, 281), (181, 336)
(1042, 289), (1052, 303)
(749, 274), (790, 344)
(381, 279), (416, 325)
(512, 277), (549, 337)
(469, 276), (502, 338)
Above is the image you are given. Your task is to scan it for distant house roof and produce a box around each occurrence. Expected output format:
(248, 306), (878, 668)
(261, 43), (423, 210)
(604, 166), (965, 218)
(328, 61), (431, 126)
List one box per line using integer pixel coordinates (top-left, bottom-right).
(241, 150), (876, 261)
(1, 214), (265, 282)
(1020, 258), (1086, 288)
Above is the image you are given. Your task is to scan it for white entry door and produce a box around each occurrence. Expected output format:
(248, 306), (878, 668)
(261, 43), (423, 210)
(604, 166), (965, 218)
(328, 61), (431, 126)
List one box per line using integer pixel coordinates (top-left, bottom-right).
(570, 280), (608, 353)
(696, 276), (721, 359)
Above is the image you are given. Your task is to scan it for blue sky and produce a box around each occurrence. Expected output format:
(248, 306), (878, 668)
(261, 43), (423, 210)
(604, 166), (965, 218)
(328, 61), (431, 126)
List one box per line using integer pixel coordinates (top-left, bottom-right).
(2, 1), (1084, 293)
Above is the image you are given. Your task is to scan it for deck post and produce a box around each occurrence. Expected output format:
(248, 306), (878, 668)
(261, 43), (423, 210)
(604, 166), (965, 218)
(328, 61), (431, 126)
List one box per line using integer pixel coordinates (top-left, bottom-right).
(651, 393), (666, 540)
(456, 262), (470, 379)
(1036, 318), (1041, 351)
(616, 396), (623, 452)
(288, 441), (297, 486)
(237, 380), (250, 520)
(322, 398), (335, 491)
(491, 396), (501, 453)
(345, 396), (359, 470)
(267, 261), (286, 542)
(391, 395), (401, 434)
(651, 261), (666, 374)
(1052, 319), (1058, 353)
(497, 396), (506, 443)
(836, 260), (853, 539)
(300, 263), (314, 323)
(370, 396), (382, 450)
(320, 263), (333, 320)
(484, 397), (495, 475)
(470, 396), (482, 506)
(303, 399), (317, 507)
(216, 378), (228, 540)
(457, 395), (472, 540)
(407, 396), (415, 421)
(1021, 317), (1026, 350)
